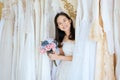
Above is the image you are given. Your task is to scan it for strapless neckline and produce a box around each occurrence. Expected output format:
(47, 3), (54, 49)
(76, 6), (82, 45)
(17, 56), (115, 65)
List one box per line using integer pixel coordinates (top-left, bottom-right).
(62, 41), (75, 44)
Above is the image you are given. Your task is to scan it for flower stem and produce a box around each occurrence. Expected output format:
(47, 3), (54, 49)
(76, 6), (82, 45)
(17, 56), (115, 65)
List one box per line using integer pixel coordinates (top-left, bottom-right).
(53, 60), (57, 66)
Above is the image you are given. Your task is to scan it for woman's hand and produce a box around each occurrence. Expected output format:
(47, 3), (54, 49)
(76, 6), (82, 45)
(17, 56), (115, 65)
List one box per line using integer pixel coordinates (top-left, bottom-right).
(48, 52), (59, 60)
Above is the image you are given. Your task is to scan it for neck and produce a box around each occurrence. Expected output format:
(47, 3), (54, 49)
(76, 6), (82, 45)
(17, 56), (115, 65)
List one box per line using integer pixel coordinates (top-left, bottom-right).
(65, 31), (70, 37)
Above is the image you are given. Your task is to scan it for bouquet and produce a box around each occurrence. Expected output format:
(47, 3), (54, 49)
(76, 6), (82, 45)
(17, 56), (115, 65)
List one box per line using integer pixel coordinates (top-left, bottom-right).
(39, 38), (58, 66)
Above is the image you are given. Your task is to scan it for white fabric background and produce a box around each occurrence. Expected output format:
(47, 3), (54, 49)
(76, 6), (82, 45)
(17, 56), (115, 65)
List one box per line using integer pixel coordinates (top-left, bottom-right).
(0, 0), (120, 80)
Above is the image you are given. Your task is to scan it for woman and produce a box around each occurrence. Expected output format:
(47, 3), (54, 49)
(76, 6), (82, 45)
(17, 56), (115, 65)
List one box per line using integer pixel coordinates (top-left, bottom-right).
(49, 12), (75, 80)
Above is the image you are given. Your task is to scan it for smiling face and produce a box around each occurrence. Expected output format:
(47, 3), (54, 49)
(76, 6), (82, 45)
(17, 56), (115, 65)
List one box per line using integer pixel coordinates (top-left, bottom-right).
(57, 15), (71, 32)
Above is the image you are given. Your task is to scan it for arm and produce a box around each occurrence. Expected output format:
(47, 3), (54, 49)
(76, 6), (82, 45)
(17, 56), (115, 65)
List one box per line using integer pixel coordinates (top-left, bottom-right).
(59, 48), (64, 55)
(49, 53), (72, 61)
(49, 48), (72, 61)
(57, 55), (72, 61)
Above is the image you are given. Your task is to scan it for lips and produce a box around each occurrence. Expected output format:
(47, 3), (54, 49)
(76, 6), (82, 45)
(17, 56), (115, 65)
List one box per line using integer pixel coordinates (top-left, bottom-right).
(63, 26), (68, 29)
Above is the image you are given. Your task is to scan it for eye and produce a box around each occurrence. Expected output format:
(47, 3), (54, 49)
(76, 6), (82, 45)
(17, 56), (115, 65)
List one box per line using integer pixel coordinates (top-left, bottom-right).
(58, 23), (62, 26)
(63, 19), (67, 22)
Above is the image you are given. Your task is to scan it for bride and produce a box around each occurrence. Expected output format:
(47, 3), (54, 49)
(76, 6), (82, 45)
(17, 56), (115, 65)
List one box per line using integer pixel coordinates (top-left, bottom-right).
(49, 12), (75, 80)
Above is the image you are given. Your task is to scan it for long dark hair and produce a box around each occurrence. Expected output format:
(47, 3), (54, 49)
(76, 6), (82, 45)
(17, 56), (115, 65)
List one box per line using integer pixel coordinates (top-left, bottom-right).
(54, 12), (75, 47)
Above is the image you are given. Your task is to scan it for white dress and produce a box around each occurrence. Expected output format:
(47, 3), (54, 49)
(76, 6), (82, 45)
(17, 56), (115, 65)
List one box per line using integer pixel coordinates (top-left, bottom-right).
(56, 41), (75, 80)
(69, 0), (96, 80)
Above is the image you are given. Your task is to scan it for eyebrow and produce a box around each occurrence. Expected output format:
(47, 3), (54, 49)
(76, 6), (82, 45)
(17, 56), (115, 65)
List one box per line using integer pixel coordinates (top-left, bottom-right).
(57, 17), (67, 23)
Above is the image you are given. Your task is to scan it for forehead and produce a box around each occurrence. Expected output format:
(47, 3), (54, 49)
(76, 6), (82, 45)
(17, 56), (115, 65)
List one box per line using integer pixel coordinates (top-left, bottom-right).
(57, 15), (68, 21)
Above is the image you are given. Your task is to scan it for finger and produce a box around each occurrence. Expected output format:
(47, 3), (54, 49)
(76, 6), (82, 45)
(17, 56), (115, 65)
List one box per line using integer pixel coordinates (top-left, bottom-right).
(53, 51), (56, 54)
(49, 54), (52, 56)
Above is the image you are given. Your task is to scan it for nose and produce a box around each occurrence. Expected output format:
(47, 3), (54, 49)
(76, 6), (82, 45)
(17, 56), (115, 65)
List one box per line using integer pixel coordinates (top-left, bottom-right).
(61, 23), (66, 27)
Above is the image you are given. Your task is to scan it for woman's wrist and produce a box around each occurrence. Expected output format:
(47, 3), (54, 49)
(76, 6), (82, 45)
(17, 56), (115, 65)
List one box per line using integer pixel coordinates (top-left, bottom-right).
(56, 55), (63, 60)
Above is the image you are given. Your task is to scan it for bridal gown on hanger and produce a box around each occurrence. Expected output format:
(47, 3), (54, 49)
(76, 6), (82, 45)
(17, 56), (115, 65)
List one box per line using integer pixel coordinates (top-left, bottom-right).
(70, 0), (96, 80)
(114, 0), (120, 79)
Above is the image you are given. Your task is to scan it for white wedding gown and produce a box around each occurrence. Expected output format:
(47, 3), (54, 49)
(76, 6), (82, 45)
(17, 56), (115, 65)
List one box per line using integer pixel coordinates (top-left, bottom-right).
(55, 41), (75, 80)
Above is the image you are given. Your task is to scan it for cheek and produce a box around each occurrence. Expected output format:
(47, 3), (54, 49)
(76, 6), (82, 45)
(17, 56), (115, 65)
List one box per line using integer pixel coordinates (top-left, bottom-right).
(68, 23), (71, 29)
(58, 26), (63, 30)
(67, 22), (71, 26)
